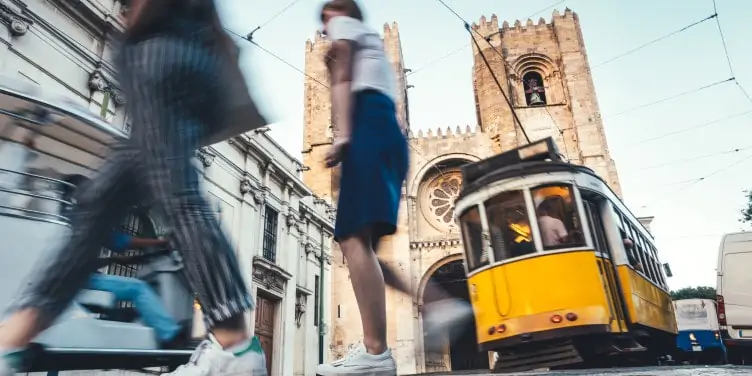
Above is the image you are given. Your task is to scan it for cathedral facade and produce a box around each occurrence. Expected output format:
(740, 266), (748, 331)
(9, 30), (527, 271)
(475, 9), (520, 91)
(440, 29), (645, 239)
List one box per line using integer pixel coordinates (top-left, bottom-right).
(302, 8), (621, 374)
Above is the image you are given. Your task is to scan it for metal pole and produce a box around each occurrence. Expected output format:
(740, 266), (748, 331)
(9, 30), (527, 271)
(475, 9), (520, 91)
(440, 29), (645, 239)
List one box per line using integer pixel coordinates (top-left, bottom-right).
(318, 226), (326, 364)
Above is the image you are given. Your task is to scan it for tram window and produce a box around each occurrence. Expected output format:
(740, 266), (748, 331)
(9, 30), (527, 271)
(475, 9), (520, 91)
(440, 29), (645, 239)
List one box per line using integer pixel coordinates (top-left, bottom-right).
(531, 185), (585, 250)
(459, 206), (489, 271)
(484, 190), (534, 260)
(582, 199), (610, 255)
(636, 235), (657, 282)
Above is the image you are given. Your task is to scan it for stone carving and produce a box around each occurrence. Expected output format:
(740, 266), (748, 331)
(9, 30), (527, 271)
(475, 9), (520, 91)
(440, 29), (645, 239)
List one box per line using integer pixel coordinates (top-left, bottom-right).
(294, 294), (307, 328)
(304, 242), (315, 256)
(286, 211), (298, 229)
(195, 147), (215, 168)
(88, 69), (126, 106)
(0, 3), (32, 37)
(239, 176), (264, 204)
(252, 266), (284, 292)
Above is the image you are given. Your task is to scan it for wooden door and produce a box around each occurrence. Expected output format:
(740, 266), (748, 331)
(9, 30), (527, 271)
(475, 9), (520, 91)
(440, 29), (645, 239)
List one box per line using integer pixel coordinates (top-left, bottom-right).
(255, 294), (276, 375)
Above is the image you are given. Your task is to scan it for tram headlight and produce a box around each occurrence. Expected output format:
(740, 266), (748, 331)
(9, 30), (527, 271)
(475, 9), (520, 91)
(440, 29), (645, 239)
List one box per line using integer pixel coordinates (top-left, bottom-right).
(550, 314), (563, 324)
(689, 332), (697, 342)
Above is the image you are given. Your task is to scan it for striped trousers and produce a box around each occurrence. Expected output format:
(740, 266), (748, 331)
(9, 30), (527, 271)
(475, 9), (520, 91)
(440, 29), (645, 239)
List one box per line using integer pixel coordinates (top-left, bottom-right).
(6, 34), (254, 329)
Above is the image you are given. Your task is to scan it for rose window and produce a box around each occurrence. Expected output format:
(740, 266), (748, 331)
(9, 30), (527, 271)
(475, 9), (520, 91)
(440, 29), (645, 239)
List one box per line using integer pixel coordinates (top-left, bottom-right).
(427, 173), (463, 225)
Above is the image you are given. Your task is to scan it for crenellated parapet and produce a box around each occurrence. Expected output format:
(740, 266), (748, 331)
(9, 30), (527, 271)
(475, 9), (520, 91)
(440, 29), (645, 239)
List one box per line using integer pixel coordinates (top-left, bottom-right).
(409, 125), (479, 141)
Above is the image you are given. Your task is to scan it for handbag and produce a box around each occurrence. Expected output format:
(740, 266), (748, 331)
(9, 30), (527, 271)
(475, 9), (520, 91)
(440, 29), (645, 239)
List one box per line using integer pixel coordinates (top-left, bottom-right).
(200, 1), (269, 147)
(204, 45), (269, 147)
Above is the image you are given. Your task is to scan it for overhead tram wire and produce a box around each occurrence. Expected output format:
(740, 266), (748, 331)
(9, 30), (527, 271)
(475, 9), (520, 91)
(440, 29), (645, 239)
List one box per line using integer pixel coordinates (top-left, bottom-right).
(464, 22), (531, 143)
(630, 109), (752, 147)
(641, 152), (752, 209)
(639, 145), (752, 170)
(605, 77), (734, 119)
(245, 0), (305, 41)
(711, 0), (752, 106)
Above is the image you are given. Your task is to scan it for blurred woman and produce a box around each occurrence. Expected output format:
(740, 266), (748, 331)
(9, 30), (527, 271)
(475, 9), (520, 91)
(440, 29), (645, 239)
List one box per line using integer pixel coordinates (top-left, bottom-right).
(317, 1), (471, 375)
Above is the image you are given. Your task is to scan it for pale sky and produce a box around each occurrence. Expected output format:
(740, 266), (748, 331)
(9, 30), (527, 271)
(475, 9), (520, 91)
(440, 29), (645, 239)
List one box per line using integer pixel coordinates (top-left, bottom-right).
(217, 0), (752, 291)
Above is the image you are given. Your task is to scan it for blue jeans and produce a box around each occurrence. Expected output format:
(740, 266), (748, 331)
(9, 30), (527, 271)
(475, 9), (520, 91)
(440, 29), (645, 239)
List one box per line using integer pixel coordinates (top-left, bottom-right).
(87, 274), (181, 343)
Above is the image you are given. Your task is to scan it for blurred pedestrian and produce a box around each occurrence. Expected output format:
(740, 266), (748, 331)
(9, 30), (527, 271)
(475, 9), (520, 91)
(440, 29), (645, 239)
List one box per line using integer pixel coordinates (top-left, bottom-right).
(0, 1), (267, 375)
(317, 1), (472, 375)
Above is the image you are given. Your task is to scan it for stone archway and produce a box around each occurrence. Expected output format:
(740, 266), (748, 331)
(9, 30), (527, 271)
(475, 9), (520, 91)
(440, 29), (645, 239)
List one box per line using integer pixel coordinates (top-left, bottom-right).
(418, 255), (489, 373)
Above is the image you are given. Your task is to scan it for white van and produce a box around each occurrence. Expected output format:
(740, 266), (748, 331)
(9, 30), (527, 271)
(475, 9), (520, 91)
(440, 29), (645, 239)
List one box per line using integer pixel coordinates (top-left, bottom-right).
(716, 231), (752, 364)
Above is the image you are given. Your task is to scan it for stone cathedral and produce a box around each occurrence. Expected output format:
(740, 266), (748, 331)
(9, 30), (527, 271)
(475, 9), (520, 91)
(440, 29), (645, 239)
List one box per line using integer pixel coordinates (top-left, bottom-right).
(301, 8), (622, 374)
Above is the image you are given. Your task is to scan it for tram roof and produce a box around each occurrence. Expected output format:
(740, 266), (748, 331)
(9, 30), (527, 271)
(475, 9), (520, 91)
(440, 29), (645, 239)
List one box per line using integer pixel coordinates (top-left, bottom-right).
(459, 137), (587, 197)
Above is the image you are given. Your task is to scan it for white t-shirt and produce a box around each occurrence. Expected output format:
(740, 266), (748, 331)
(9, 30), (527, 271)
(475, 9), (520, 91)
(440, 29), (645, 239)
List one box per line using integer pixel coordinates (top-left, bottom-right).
(538, 215), (568, 247)
(325, 16), (397, 102)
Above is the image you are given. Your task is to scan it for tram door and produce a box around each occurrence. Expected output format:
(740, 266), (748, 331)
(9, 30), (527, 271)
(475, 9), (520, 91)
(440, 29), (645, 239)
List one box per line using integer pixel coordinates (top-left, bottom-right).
(583, 198), (627, 332)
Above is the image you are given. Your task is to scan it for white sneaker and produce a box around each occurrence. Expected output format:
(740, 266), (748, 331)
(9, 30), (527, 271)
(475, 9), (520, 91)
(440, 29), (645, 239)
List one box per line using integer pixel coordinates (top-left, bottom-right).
(422, 298), (474, 352)
(163, 338), (266, 376)
(316, 344), (396, 376)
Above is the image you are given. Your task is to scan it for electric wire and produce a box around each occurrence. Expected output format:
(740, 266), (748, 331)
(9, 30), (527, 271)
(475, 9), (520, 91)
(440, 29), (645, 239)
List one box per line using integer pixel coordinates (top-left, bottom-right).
(711, 0), (752, 107)
(246, 0), (305, 41)
(585, 13), (717, 73)
(605, 77), (734, 119)
(641, 152), (752, 209)
(639, 145), (752, 170)
(629, 109), (752, 147)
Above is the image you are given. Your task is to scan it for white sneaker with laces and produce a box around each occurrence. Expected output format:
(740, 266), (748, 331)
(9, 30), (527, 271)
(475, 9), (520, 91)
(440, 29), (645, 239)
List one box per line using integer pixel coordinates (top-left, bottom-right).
(316, 344), (396, 376)
(163, 338), (266, 376)
(422, 298), (475, 352)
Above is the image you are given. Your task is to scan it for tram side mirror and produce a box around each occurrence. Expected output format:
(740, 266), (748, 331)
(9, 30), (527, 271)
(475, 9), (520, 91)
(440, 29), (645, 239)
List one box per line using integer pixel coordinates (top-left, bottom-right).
(663, 263), (673, 278)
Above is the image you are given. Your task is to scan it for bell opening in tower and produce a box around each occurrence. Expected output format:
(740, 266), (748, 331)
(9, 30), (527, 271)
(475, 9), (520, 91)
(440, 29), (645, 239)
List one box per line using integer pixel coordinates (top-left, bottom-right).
(523, 71), (547, 107)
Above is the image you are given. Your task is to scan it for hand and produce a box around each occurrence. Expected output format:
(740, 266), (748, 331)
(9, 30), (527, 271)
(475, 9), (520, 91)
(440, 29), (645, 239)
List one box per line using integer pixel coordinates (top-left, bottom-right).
(324, 139), (349, 168)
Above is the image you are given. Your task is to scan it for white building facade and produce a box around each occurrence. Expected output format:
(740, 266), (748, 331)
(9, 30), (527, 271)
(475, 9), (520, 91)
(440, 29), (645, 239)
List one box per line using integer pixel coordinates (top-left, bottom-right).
(0, 1), (334, 375)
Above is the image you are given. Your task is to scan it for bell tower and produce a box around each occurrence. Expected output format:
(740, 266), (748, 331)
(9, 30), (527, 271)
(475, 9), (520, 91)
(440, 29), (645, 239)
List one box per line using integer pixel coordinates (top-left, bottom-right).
(471, 9), (622, 196)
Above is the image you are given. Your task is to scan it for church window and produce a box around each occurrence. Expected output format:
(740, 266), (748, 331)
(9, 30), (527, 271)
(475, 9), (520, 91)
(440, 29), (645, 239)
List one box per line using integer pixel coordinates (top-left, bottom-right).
(523, 72), (547, 106)
(427, 172), (463, 225)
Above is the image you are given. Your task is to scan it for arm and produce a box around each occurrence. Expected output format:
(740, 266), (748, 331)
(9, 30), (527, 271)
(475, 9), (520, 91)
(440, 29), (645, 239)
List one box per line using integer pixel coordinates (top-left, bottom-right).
(328, 40), (355, 144)
(325, 16), (359, 145)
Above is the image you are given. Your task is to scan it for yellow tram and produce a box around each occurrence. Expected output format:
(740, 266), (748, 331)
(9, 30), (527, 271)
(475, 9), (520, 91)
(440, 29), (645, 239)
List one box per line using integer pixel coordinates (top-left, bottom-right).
(454, 138), (677, 372)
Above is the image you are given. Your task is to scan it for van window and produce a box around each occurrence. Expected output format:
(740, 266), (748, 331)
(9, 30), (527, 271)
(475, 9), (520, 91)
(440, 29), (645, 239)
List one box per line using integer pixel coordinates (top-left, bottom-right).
(459, 206), (488, 271)
(484, 190), (534, 261)
(531, 184), (585, 250)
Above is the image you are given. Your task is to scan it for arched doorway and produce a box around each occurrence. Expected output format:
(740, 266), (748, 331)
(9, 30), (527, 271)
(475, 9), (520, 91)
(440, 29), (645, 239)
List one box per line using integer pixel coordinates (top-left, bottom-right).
(421, 258), (489, 372)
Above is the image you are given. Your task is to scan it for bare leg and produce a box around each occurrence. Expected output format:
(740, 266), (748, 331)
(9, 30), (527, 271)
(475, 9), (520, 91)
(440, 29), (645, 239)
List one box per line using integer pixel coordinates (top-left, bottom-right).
(340, 229), (387, 355)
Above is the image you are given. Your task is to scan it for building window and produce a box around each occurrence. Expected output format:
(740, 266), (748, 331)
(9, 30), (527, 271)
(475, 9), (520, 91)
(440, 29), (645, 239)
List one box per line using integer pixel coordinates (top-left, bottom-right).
(103, 211), (152, 278)
(262, 206), (279, 262)
(314, 275), (320, 327)
(523, 71), (547, 106)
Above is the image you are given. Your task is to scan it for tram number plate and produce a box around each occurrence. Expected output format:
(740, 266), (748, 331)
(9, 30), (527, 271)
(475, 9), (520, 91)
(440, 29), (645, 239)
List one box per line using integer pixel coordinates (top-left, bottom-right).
(692, 345), (702, 352)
